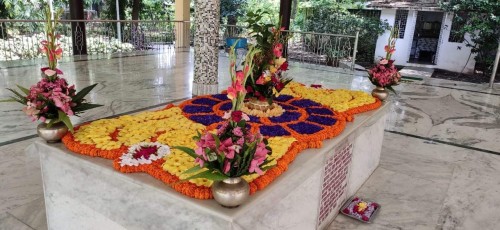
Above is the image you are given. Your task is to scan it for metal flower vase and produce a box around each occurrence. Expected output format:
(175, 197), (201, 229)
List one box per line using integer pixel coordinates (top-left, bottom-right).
(371, 87), (389, 101)
(211, 177), (250, 208)
(37, 122), (68, 143)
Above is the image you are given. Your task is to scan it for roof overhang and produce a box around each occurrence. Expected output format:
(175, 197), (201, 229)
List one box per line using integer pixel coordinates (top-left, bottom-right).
(365, 1), (443, 12)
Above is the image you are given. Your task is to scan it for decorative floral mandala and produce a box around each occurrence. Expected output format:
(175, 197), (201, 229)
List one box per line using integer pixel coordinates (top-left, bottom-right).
(180, 94), (345, 142)
(62, 84), (382, 200)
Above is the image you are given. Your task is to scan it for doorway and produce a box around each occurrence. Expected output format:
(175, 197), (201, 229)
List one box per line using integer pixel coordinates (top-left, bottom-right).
(409, 11), (444, 64)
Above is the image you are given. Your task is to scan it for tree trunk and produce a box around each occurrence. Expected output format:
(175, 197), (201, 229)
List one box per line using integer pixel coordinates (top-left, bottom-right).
(291, 0), (298, 20)
(132, 0), (141, 20)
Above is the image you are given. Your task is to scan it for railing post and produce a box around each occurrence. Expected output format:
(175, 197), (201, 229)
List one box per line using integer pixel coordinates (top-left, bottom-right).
(68, 0), (87, 55)
(489, 41), (500, 89)
(115, 0), (122, 42)
(352, 30), (359, 71)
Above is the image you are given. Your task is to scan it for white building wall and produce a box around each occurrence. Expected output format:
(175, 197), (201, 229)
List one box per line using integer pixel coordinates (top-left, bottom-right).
(435, 13), (476, 74)
(374, 9), (396, 62)
(373, 10), (476, 74)
(375, 9), (414, 65)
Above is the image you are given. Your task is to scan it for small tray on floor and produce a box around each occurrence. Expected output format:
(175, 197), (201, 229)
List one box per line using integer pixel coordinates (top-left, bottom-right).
(339, 196), (380, 223)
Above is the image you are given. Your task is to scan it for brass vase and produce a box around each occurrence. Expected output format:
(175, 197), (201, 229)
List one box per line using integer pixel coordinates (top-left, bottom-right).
(211, 177), (250, 208)
(37, 122), (68, 143)
(371, 86), (389, 101)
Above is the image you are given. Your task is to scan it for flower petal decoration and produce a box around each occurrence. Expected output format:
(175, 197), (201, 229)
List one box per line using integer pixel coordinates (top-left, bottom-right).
(62, 83), (382, 200)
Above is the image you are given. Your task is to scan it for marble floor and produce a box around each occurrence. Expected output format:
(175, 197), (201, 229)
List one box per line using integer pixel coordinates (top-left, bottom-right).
(0, 50), (499, 229)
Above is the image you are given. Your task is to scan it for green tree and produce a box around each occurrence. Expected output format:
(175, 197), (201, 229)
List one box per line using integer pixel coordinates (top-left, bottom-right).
(440, 0), (500, 75)
(297, 0), (389, 64)
(221, 0), (247, 24)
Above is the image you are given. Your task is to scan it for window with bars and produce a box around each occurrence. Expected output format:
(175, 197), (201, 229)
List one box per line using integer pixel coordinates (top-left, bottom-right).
(394, 10), (408, 39)
(449, 13), (467, 43)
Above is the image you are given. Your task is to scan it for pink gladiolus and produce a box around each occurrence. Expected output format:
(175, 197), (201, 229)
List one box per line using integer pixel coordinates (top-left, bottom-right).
(222, 111), (232, 120)
(197, 133), (216, 149)
(241, 113), (250, 121)
(44, 69), (57, 77)
(195, 157), (205, 167)
(273, 43), (283, 57)
(235, 71), (245, 84)
(249, 159), (263, 175)
(232, 127), (243, 136)
(223, 160), (231, 174)
(227, 86), (237, 100)
(256, 75), (265, 85)
(236, 137), (244, 145)
(379, 59), (388, 65)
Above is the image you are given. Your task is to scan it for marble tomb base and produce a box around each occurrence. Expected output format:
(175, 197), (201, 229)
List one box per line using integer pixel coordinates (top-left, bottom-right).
(33, 102), (389, 230)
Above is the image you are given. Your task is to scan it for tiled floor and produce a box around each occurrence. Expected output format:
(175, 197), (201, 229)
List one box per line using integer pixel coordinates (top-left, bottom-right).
(0, 50), (499, 229)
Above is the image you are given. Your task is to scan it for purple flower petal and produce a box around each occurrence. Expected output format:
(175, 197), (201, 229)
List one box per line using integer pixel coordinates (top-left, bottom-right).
(212, 94), (231, 101)
(278, 104), (298, 111)
(306, 108), (334, 115)
(192, 98), (219, 107)
(249, 115), (260, 123)
(189, 115), (223, 126)
(219, 101), (233, 111)
(183, 105), (213, 114)
(291, 99), (321, 108)
(288, 122), (323, 134)
(307, 115), (337, 126)
(274, 95), (294, 102)
(260, 125), (290, 137)
(269, 111), (302, 123)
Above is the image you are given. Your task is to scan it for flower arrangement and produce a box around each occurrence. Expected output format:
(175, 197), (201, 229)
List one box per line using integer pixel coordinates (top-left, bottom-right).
(368, 26), (401, 92)
(0, 7), (102, 131)
(174, 46), (274, 181)
(245, 10), (293, 104)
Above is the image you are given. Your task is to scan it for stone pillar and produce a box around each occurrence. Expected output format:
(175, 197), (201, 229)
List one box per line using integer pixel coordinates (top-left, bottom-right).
(68, 0), (88, 55)
(174, 0), (190, 49)
(192, 0), (220, 95)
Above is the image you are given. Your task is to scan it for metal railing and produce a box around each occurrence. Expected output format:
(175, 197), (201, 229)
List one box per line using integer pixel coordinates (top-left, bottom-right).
(0, 19), (190, 61)
(219, 24), (359, 70)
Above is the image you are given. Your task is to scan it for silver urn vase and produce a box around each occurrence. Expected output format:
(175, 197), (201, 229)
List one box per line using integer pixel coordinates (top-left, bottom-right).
(371, 86), (389, 101)
(211, 177), (250, 208)
(37, 122), (68, 143)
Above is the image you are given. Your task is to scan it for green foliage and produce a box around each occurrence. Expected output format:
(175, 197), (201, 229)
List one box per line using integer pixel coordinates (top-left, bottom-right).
(141, 0), (173, 20)
(244, 0), (279, 23)
(221, 0), (247, 24)
(295, 1), (389, 63)
(440, 0), (500, 74)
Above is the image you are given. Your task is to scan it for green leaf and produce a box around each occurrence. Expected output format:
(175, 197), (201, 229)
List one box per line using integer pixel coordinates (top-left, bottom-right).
(72, 83), (98, 103)
(6, 88), (26, 102)
(0, 97), (23, 103)
(182, 170), (228, 182)
(16, 85), (29, 95)
(212, 133), (220, 150)
(182, 165), (203, 175)
(72, 103), (103, 113)
(386, 85), (397, 94)
(260, 164), (275, 172)
(57, 110), (74, 132)
(172, 146), (197, 159)
(46, 118), (61, 128)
